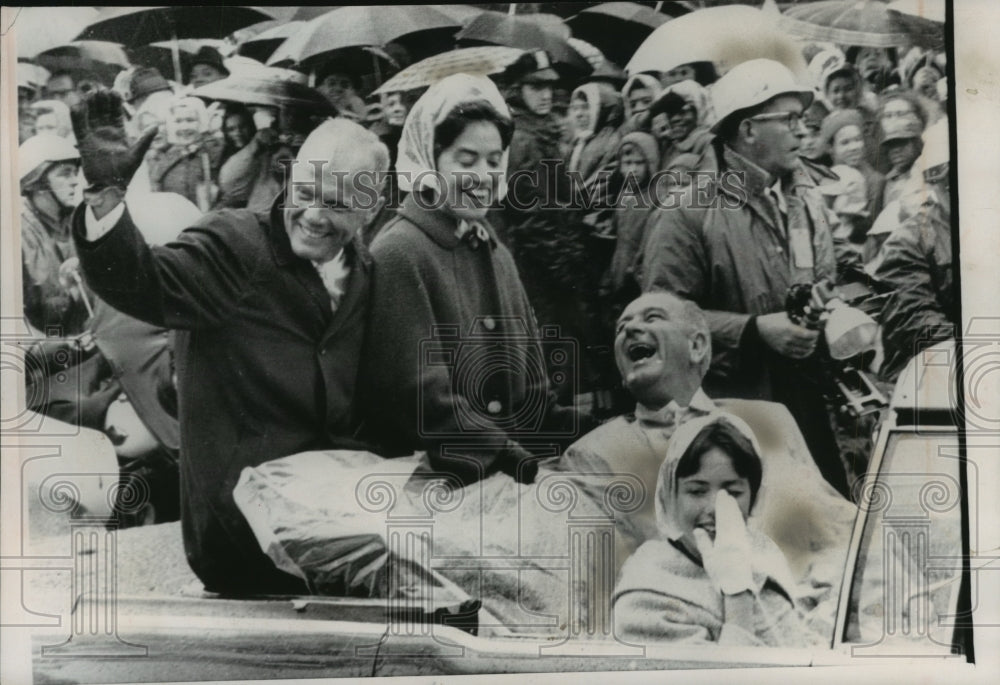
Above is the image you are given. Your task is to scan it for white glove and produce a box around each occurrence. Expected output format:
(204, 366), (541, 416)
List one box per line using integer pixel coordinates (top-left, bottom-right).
(692, 490), (755, 596)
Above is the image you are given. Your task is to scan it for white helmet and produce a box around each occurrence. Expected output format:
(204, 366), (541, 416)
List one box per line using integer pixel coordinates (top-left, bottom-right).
(19, 133), (80, 188)
(710, 59), (814, 134)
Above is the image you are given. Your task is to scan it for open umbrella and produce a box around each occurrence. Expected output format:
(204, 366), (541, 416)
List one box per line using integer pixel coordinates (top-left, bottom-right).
(426, 4), (489, 26)
(191, 75), (336, 115)
(127, 39), (228, 82)
(567, 2), (676, 69)
(75, 6), (275, 81)
(34, 41), (131, 84)
(266, 5), (462, 69)
(236, 21), (305, 63)
(373, 46), (525, 96)
(887, 0), (945, 50)
(456, 12), (591, 77)
(627, 5), (808, 81)
(11, 6), (99, 58)
(778, 0), (911, 49)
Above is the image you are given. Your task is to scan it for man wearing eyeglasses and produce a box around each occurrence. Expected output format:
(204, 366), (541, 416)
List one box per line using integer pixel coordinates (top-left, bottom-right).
(640, 59), (851, 498)
(70, 90), (389, 595)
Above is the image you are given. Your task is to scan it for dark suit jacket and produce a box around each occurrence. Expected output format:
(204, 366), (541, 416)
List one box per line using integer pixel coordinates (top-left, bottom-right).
(73, 196), (372, 594)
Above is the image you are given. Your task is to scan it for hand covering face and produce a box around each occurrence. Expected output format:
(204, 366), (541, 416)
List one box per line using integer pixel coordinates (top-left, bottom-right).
(654, 412), (762, 542)
(395, 73), (512, 200)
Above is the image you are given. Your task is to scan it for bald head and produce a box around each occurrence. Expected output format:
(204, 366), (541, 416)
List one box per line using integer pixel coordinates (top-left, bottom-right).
(297, 117), (390, 190)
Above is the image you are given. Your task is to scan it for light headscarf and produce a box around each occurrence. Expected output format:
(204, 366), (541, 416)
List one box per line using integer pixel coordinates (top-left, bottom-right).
(621, 73), (662, 120)
(396, 73), (512, 200)
(653, 412), (805, 596)
(29, 100), (75, 143)
(166, 96), (210, 144)
(661, 79), (714, 129)
(570, 83), (602, 140)
(654, 412), (762, 542)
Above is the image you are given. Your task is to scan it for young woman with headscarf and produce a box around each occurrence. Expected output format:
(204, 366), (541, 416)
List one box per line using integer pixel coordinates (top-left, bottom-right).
(613, 413), (830, 646)
(567, 82), (623, 191)
(145, 96), (223, 211)
(360, 73), (594, 487)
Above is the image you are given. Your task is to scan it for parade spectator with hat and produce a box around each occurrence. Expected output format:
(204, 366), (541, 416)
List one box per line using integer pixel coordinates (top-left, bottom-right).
(19, 134), (88, 335)
(124, 67), (173, 111)
(186, 46), (230, 89)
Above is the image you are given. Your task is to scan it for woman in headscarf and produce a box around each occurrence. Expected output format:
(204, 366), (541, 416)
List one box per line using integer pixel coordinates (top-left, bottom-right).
(567, 81), (623, 190)
(145, 96), (223, 211)
(819, 109), (886, 237)
(618, 73), (661, 136)
(613, 413), (830, 646)
(360, 73), (593, 487)
(648, 80), (715, 176)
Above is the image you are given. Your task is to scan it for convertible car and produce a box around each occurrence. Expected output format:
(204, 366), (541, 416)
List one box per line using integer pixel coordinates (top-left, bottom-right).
(20, 340), (988, 682)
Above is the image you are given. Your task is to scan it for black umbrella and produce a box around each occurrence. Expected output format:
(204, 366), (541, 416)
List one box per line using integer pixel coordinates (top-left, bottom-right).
(266, 5), (462, 69)
(75, 6), (275, 81)
(567, 2), (684, 68)
(456, 12), (591, 78)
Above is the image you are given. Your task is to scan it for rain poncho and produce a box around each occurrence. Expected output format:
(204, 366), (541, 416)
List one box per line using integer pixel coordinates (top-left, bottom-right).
(396, 73), (511, 199)
(613, 413), (835, 647)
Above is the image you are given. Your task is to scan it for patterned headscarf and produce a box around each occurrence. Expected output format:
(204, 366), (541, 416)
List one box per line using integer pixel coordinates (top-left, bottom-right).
(396, 73), (512, 199)
(654, 412), (763, 542)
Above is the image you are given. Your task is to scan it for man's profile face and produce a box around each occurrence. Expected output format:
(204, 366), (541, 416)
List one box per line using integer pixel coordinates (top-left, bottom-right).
(614, 293), (695, 402)
(745, 95), (806, 178)
(283, 141), (382, 262)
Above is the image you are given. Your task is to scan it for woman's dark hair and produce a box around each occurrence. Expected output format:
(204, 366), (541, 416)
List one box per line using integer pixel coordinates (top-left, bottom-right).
(675, 418), (764, 508)
(432, 100), (515, 160)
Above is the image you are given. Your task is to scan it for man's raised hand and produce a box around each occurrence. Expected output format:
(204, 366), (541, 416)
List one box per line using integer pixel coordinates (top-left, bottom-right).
(71, 87), (158, 192)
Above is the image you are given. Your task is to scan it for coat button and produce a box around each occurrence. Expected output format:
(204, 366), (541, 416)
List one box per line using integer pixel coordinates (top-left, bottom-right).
(482, 317), (496, 331)
(320, 349), (327, 356)
(487, 400), (502, 415)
